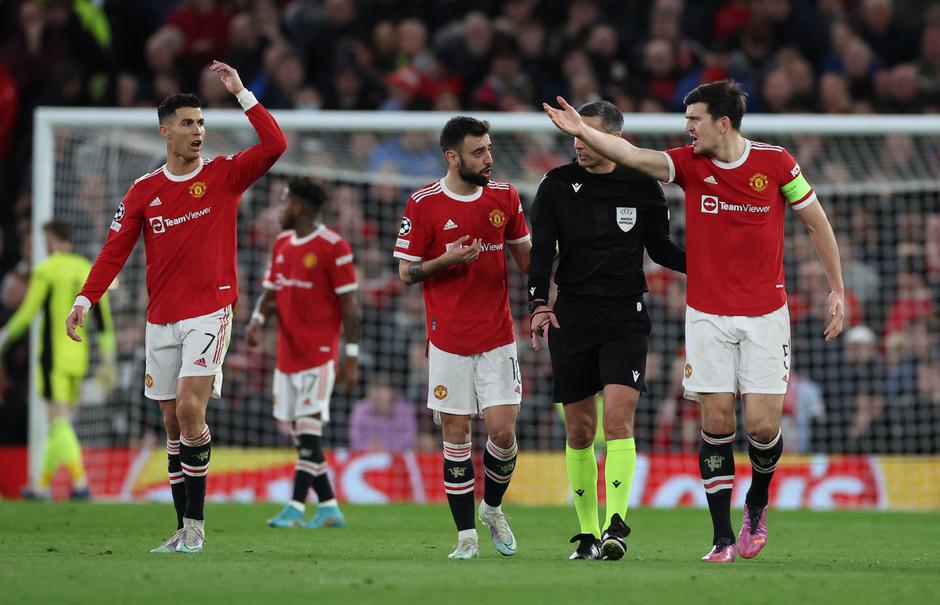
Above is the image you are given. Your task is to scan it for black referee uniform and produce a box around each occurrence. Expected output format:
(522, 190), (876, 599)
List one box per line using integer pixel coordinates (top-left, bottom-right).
(528, 161), (686, 403)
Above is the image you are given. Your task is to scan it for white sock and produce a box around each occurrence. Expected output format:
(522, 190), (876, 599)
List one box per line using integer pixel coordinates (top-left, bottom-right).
(318, 498), (338, 508)
(288, 500), (305, 513)
(458, 528), (478, 542)
(481, 501), (501, 515)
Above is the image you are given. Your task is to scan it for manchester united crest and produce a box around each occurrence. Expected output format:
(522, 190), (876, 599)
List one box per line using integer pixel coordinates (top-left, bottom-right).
(303, 252), (317, 268)
(189, 181), (207, 198)
(748, 173), (768, 192)
(684, 363), (693, 379)
(489, 209), (506, 228)
(434, 385), (448, 400)
(145, 374), (154, 388)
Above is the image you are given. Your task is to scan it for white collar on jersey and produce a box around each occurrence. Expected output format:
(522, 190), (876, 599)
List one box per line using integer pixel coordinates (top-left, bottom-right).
(290, 224), (324, 245)
(439, 178), (483, 202)
(162, 160), (205, 182)
(710, 138), (751, 170)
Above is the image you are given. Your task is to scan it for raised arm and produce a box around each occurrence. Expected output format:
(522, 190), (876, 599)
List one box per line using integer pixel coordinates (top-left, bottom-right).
(795, 200), (845, 342)
(544, 96), (670, 182)
(211, 60), (288, 192)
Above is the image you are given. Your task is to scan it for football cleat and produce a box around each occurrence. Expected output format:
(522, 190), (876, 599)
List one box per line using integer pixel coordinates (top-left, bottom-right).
(267, 505), (304, 528)
(600, 513), (631, 561)
(737, 504), (769, 559)
(175, 519), (205, 554)
(569, 533), (601, 560)
(478, 502), (517, 556)
(701, 538), (737, 563)
(149, 528), (185, 553)
(20, 486), (50, 501)
(447, 537), (479, 560)
(70, 488), (92, 501)
(303, 505), (346, 528)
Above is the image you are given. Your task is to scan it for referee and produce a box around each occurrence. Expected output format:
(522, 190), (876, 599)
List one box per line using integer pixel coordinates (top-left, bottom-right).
(528, 101), (685, 561)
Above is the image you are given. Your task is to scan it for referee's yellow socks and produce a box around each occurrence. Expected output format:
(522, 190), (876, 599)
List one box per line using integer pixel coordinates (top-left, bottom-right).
(565, 443), (600, 539)
(603, 438), (636, 530)
(41, 417), (87, 489)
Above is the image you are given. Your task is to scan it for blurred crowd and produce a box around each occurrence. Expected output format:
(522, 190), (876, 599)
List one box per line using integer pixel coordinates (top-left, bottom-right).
(1, 0), (939, 454)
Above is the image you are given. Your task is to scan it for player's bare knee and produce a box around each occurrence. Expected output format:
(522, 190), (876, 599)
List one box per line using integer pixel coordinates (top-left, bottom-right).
(175, 399), (205, 437)
(488, 427), (515, 449)
(746, 422), (780, 444)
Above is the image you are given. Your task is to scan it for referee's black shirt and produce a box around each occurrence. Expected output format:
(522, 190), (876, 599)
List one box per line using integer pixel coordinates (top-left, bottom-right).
(528, 161), (686, 305)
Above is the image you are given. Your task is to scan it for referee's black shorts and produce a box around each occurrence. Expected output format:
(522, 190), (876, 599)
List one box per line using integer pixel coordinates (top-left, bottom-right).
(547, 293), (651, 404)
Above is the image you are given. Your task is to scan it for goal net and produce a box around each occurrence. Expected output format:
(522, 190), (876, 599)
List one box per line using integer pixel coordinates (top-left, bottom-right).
(30, 109), (940, 510)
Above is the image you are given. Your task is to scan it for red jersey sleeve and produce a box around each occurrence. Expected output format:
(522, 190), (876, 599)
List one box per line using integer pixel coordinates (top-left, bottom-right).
(329, 238), (358, 295)
(663, 145), (693, 187)
(226, 97), (287, 193)
(778, 148), (817, 210)
(262, 238), (283, 290)
(393, 196), (430, 262)
(79, 188), (144, 305)
(504, 186), (530, 244)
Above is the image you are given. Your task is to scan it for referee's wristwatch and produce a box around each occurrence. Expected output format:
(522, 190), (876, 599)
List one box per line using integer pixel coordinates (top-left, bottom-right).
(527, 298), (548, 313)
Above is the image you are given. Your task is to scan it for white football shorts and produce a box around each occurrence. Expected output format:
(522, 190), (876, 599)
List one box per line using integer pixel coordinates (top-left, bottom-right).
(145, 305), (233, 401)
(272, 361), (335, 423)
(427, 341), (522, 415)
(682, 303), (791, 400)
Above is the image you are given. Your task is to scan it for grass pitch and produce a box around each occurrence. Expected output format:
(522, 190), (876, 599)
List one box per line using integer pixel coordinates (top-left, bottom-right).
(1, 502), (937, 605)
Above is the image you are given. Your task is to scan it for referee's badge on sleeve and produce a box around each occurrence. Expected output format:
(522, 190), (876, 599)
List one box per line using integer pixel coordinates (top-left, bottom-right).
(616, 207), (636, 233)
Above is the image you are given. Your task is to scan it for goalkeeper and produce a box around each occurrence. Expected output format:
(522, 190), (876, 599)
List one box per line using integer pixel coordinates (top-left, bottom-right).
(0, 221), (116, 499)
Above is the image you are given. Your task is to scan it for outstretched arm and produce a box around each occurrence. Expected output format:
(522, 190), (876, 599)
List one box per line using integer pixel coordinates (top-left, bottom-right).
(795, 200), (845, 342)
(543, 96), (670, 182)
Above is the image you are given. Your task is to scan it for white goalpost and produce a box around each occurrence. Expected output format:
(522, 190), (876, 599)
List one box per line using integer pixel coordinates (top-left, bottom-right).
(29, 107), (940, 509)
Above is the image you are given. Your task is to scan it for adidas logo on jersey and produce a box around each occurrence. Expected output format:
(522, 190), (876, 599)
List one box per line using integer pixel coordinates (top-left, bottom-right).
(194, 358), (208, 368)
(150, 197), (162, 206)
(572, 182), (582, 193)
(443, 219), (458, 230)
(704, 176), (718, 184)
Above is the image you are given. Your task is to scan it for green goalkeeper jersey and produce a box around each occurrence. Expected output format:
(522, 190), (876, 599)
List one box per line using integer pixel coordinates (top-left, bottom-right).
(1, 251), (115, 377)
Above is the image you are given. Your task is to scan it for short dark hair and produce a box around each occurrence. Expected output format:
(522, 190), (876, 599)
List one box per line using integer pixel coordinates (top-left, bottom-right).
(578, 100), (623, 132)
(157, 93), (202, 124)
(440, 116), (490, 153)
(287, 176), (328, 213)
(682, 80), (748, 130)
(43, 220), (72, 243)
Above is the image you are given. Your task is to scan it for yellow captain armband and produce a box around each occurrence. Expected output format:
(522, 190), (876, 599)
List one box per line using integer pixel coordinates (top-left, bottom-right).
(781, 173), (812, 205)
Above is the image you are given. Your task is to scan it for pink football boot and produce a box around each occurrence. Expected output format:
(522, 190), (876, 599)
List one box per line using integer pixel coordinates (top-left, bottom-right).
(737, 504), (769, 559)
(701, 540), (737, 563)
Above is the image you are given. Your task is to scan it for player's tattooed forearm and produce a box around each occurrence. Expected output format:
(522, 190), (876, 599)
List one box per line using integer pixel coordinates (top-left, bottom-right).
(408, 262), (427, 282)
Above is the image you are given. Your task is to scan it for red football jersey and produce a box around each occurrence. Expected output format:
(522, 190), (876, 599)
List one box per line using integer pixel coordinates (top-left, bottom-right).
(79, 98), (287, 324)
(263, 227), (358, 373)
(663, 139), (816, 316)
(393, 179), (530, 355)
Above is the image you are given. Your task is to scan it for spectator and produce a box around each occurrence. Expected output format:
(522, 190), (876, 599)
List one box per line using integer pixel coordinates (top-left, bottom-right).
(858, 0), (920, 66)
(165, 0), (231, 71)
(348, 373), (417, 452)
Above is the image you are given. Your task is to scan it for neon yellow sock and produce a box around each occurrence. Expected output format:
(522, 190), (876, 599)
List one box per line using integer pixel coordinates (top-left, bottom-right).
(566, 443), (600, 538)
(40, 423), (63, 489)
(57, 418), (87, 486)
(603, 438), (637, 530)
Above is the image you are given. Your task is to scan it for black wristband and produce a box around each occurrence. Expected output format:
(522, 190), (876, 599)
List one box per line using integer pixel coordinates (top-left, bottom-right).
(527, 298), (548, 313)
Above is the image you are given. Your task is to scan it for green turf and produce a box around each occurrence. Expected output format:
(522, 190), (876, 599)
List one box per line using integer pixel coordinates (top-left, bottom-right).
(0, 502), (937, 604)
